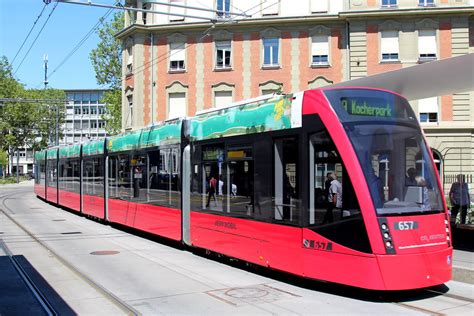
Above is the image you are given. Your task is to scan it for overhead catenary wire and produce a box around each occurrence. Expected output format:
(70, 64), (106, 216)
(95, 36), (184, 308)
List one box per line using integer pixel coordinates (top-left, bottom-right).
(11, 3), (48, 66)
(14, 1), (60, 76)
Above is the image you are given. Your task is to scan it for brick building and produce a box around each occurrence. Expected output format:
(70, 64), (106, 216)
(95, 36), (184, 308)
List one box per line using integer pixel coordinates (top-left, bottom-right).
(118, 0), (474, 194)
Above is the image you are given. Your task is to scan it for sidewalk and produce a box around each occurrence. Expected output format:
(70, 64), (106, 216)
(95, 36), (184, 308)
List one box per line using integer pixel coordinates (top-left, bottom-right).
(452, 249), (474, 284)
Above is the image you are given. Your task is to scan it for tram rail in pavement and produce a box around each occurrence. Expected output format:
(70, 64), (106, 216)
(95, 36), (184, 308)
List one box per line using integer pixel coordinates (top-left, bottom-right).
(1, 181), (473, 315)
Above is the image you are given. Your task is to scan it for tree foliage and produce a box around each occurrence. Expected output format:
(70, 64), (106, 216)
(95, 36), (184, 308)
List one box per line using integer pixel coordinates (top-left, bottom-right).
(0, 150), (7, 177)
(0, 56), (66, 153)
(90, 12), (123, 89)
(90, 12), (124, 134)
(0, 56), (23, 99)
(25, 88), (67, 147)
(101, 89), (122, 135)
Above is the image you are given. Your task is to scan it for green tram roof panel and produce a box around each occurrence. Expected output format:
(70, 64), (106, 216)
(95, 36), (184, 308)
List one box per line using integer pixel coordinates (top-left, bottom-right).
(189, 94), (296, 142)
(82, 139), (105, 157)
(46, 148), (58, 160)
(35, 150), (46, 161)
(139, 120), (182, 148)
(107, 130), (142, 153)
(59, 144), (81, 159)
(108, 120), (182, 153)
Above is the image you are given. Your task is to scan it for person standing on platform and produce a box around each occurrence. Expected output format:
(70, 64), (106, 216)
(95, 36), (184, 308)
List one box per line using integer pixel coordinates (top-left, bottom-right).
(449, 174), (471, 225)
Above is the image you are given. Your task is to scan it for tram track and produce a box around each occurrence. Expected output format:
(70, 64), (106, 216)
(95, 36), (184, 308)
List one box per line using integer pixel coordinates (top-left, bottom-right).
(0, 240), (57, 316)
(390, 284), (474, 315)
(2, 186), (472, 315)
(0, 189), (141, 316)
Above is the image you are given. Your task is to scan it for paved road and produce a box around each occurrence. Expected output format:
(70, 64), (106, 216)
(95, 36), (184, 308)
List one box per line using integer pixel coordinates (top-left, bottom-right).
(1, 181), (473, 315)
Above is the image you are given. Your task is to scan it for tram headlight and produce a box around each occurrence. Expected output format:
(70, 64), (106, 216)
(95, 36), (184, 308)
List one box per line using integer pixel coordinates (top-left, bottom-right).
(385, 241), (392, 248)
(381, 223), (387, 230)
(383, 232), (389, 239)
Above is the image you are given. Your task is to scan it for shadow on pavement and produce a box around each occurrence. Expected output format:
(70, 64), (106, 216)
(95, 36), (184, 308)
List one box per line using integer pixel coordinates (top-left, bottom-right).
(452, 226), (474, 252)
(0, 255), (76, 315)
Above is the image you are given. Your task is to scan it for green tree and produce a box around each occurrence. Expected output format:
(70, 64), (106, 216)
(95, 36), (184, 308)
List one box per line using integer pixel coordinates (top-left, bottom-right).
(101, 89), (122, 135)
(0, 56), (25, 177)
(90, 12), (124, 135)
(0, 150), (7, 178)
(0, 56), (23, 100)
(0, 57), (66, 180)
(25, 88), (66, 147)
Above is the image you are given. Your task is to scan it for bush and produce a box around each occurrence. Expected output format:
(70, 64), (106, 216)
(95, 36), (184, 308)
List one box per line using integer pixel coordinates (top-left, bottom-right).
(0, 176), (31, 185)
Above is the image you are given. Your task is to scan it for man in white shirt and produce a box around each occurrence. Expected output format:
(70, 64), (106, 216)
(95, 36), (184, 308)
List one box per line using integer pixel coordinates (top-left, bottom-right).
(329, 174), (343, 209)
(322, 172), (342, 224)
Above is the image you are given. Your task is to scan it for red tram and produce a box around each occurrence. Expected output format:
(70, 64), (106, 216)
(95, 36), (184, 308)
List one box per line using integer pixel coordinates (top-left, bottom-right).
(34, 87), (452, 290)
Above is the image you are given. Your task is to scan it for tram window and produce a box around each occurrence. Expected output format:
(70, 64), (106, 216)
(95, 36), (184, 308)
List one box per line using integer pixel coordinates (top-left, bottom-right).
(108, 154), (132, 200)
(83, 159), (92, 196)
(73, 160), (81, 194)
(61, 160), (71, 193)
(108, 156), (118, 199)
(274, 138), (300, 224)
(308, 130), (371, 253)
(95, 158), (104, 197)
(58, 161), (66, 191)
(131, 154), (147, 202)
(47, 161), (57, 188)
(40, 162), (46, 186)
(199, 145), (225, 212)
(148, 147), (180, 208)
(227, 147), (253, 216)
(83, 157), (104, 197)
(349, 125), (443, 214)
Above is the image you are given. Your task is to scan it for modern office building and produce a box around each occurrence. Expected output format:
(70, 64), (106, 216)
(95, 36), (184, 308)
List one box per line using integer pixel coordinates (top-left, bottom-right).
(118, 0), (474, 193)
(62, 89), (108, 145)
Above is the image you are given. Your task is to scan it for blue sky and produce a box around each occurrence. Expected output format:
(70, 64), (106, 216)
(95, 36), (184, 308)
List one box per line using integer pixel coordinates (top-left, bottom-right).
(0, 0), (117, 90)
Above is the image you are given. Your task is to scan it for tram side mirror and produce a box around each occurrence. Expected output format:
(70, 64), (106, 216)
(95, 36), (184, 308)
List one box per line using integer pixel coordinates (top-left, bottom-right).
(405, 187), (422, 204)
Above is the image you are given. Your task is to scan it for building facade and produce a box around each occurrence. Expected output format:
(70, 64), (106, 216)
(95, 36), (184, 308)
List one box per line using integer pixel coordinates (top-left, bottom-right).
(118, 0), (474, 194)
(62, 89), (108, 145)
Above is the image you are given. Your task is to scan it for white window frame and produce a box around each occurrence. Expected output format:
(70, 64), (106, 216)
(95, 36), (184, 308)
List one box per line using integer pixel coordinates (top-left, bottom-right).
(127, 95), (133, 127)
(418, 0), (435, 7)
(262, 38), (279, 68)
(381, 0), (397, 8)
(216, 0), (231, 18)
(311, 0), (328, 13)
(262, 0), (279, 16)
(380, 31), (399, 62)
(169, 42), (186, 72)
(214, 90), (233, 108)
(418, 97), (438, 123)
(215, 40), (232, 69)
(168, 92), (187, 120)
(418, 30), (437, 62)
(169, 0), (185, 22)
(311, 35), (329, 66)
(126, 45), (133, 75)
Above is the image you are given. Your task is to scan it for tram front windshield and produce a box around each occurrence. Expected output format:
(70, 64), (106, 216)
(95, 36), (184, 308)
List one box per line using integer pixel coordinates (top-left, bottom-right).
(324, 88), (443, 215)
